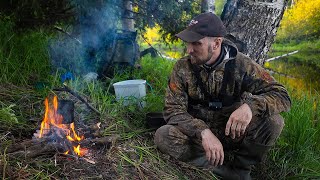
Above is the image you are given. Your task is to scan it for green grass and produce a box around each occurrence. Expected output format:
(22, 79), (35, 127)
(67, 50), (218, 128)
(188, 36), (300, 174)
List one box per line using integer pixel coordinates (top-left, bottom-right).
(259, 77), (320, 179)
(0, 104), (18, 128)
(0, 19), (53, 86)
(271, 39), (320, 52)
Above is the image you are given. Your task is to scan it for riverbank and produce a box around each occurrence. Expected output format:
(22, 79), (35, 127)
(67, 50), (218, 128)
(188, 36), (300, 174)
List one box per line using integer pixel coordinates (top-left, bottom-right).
(270, 39), (320, 52)
(266, 39), (320, 93)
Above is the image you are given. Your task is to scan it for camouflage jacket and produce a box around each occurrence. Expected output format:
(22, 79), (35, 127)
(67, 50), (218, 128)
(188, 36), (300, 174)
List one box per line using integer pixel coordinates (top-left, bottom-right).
(164, 40), (291, 139)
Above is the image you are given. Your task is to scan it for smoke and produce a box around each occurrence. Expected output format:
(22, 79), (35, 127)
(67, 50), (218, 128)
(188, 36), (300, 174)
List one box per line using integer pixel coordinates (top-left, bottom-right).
(49, 0), (122, 77)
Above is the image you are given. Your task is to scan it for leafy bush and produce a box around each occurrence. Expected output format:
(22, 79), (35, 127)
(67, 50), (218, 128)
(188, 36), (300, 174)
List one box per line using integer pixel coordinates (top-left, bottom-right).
(277, 0), (320, 41)
(0, 104), (18, 129)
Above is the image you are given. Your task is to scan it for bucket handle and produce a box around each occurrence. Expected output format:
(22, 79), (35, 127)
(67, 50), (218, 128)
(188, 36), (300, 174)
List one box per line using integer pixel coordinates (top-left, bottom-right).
(146, 82), (154, 94)
(137, 81), (153, 108)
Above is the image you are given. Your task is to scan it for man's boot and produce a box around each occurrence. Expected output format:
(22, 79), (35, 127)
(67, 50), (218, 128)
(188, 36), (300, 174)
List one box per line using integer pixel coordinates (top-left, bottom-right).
(217, 140), (272, 180)
(189, 155), (245, 180)
(190, 140), (272, 180)
(188, 153), (245, 180)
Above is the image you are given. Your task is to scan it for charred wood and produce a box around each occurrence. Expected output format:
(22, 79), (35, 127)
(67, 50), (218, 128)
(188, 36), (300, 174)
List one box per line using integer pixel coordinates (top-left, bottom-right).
(4, 135), (118, 159)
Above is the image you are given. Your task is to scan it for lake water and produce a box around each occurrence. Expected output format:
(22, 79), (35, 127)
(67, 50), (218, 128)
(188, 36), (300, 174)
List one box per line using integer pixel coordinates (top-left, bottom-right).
(265, 51), (320, 94)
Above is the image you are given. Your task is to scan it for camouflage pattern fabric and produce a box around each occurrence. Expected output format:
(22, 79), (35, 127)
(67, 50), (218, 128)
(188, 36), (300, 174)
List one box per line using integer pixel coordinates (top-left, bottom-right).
(155, 39), (291, 162)
(154, 113), (284, 161)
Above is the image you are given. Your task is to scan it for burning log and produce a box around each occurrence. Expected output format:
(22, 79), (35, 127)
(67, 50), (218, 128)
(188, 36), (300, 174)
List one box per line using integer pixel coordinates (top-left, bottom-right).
(4, 96), (117, 161)
(5, 136), (117, 159)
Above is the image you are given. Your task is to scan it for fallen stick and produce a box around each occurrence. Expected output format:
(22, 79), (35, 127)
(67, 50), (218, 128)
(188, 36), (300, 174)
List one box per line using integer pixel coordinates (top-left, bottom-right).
(54, 84), (101, 115)
(265, 68), (296, 78)
(0, 132), (10, 141)
(6, 140), (63, 159)
(54, 26), (82, 45)
(265, 50), (299, 62)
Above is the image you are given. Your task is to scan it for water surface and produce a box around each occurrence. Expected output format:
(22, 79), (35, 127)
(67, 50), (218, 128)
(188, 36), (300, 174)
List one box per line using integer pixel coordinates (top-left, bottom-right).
(265, 51), (320, 94)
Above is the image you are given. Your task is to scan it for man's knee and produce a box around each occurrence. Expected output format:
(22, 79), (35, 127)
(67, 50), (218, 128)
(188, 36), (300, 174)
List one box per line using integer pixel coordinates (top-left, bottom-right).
(154, 125), (173, 148)
(154, 125), (191, 160)
(246, 114), (284, 146)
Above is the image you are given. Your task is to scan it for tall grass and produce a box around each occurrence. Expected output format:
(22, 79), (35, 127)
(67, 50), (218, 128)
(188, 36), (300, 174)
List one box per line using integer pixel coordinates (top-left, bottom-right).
(0, 19), (52, 85)
(63, 55), (175, 133)
(266, 86), (320, 179)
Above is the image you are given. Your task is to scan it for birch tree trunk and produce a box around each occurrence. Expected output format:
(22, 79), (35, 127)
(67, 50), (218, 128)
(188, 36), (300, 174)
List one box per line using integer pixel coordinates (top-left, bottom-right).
(122, 0), (135, 31)
(201, 0), (216, 13)
(221, 0), (288, 64)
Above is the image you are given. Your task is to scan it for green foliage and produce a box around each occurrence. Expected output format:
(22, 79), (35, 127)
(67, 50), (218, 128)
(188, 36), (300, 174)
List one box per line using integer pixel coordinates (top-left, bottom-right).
(134, 0), (202, 42)
(1, 0), (201, 42)
(282, 94), (320, 154)
(271, 39), (320, 52)
(0, 97), (37, 137)
(276, 0), (320, 41)
(0, 0), (73, 30)
(0, 19), (52, 85)
(64, 55), (175, 131)
(268, 89), (320, 178)
(0, 104), (18, 128)
(215, 0), (227, 16)
(0, 83), (45, 136)
(0, 0), (226, 57)
(136, 0), (225, 42)
(134, 56), (175, 112)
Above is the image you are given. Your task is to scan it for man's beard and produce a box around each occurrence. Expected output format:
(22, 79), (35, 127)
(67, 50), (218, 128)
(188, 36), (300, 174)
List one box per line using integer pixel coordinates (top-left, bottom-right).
(190, 44), (213, 65)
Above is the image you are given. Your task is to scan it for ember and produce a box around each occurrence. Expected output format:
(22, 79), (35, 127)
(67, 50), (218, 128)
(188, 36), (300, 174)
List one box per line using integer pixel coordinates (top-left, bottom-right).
(35, 95), (87, 157)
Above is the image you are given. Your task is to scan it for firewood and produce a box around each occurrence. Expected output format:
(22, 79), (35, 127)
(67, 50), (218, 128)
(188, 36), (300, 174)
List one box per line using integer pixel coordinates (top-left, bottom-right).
(7, 141), (63, 158)
(5, 135), (118, 159)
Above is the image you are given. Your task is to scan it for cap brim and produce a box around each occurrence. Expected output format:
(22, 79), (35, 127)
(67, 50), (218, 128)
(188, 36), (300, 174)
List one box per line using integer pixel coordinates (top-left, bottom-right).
(175, 29), (205, 42)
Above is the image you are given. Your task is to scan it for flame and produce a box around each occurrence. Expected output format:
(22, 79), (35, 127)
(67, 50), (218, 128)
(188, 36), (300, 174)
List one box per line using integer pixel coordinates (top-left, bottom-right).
(73, 145), (87, 156)
(70, 123), (84, 141)
(38, 96), (87, 157)
(66, 123), (83, 142)
(39, 98), (49, 138)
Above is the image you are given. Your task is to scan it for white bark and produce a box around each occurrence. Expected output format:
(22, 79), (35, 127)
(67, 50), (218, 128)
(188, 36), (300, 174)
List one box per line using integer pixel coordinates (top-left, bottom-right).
(201, 0), (216, 13)
(122, 0), (135, 31)
(222, 0), (288, 64)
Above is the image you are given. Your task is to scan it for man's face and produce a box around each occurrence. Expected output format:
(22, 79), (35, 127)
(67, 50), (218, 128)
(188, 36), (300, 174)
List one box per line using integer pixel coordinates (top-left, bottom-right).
(186, 37), (213, 65)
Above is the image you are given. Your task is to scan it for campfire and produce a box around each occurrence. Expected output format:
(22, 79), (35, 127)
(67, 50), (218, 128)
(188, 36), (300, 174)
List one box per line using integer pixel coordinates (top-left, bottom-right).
(4, 90), (117, 167)
(34, 95), (88, 157)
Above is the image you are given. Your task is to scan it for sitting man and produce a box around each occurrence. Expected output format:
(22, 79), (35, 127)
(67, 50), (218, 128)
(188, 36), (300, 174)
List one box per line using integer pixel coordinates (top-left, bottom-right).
(154, 12), (291, 180)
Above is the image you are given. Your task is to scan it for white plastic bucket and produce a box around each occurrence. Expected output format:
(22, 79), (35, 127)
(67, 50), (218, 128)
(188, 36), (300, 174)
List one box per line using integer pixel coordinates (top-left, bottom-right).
(113, 80), (146, 108)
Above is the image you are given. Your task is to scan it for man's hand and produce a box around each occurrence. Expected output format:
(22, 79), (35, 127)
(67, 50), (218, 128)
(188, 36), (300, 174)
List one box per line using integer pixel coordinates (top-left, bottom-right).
(201, 129), (224, 166)
(225, 103), (253, 139)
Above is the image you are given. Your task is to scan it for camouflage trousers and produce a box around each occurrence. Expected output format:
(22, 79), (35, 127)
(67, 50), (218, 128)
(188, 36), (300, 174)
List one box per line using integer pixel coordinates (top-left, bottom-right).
(154, 103), (284, 162)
